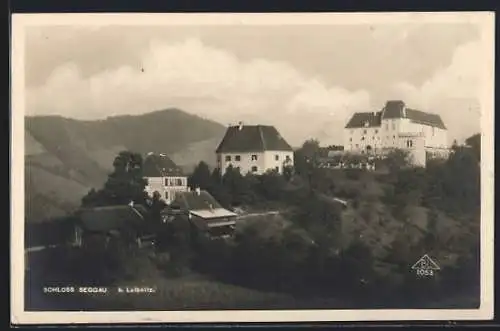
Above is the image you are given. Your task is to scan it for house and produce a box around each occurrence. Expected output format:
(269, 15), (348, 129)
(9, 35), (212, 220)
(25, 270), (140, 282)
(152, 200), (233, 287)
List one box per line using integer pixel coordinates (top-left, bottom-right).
(143, 152), (188, 204)
(215, 122), (294, 175)
(167, 188), (238, 239)
(73, 203), (155, 249)
(343, 100), (449, 167)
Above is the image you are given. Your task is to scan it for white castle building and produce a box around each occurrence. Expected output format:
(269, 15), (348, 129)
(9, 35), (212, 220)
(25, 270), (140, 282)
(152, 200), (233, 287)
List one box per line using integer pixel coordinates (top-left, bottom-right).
(343, 100), (449, 167)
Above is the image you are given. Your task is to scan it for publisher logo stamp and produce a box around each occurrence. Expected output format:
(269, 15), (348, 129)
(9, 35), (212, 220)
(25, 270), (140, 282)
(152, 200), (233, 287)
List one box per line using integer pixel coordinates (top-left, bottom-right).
(411, 254), (440, 277)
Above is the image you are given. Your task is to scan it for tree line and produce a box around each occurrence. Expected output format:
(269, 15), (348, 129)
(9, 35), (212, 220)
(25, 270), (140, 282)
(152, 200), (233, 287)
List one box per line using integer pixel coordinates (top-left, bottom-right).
(33, 133), (481, 308)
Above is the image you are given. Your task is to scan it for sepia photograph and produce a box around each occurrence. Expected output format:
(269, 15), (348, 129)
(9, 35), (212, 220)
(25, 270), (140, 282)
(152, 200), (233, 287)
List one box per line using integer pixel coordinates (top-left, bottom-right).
(11, 12), (494, 324)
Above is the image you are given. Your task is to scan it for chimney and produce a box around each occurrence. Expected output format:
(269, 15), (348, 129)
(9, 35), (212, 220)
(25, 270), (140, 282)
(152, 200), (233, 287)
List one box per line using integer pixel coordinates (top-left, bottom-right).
(195, 187), (201, 196)
(238, 121), (243, 130)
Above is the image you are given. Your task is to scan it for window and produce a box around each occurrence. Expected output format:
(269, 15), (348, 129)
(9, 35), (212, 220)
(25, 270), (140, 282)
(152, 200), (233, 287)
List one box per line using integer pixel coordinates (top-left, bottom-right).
(164, 178), (169, 186)
(251, 166), (258, 172)
(275, 154), (279, 161)
(392, 122), (396, 130)
(372, 136), (375, 140)
(285, 155), (291, 162)
(349, 138), (352, 142)
(363, 130), (367, 134)
(375, 129), (378, 134)
(225, 155), (231, 162)
(361, 136), (365, 141)
(393, 135), (396, 139)
(235, 155), (241, 161)
(176, 178), (183, 186)
(407, 140), (413, 148)
(251, 154), (258, 161)
(165, 191), (169, 200)
(275, 166), (280, 172)
(355, 144), (359, 148)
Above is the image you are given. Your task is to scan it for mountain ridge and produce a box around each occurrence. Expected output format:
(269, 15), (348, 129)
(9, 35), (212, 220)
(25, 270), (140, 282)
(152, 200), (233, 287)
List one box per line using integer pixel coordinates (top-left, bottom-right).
(25, 108), (227, 223)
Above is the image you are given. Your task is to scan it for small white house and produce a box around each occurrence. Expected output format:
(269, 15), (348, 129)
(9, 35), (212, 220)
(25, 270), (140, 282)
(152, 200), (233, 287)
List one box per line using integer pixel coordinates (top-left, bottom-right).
(143, 153), (188, 204)
(215, 122), (294, 175)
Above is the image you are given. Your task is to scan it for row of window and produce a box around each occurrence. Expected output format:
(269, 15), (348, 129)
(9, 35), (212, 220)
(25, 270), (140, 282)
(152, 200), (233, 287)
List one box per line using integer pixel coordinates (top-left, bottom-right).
(350, 139), (414, 150)
(144, 178), (186, 186)
(225, 154), (258, 162)
(164, 178), (185, 186)
(223, 154), (291, 162)
(224, 165), (281, 173)
(350, 135), (397, 142)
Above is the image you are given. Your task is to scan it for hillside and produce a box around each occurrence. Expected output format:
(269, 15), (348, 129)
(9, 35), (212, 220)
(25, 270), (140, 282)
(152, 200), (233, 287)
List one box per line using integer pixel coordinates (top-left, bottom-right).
(25, 108), (226, 223)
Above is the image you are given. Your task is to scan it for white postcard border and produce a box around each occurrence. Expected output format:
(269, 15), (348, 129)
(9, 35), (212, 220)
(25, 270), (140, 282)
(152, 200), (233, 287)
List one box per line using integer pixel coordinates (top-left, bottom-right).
(10, 12), (495, 324)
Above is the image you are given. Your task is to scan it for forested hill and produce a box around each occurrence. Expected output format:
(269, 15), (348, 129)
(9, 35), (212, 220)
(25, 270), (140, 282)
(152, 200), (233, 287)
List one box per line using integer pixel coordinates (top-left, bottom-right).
(25, 108), (226, 223)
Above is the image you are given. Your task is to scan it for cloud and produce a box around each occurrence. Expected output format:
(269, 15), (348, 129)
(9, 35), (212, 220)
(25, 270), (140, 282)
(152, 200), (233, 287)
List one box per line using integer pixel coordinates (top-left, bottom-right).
(390, 41), (482, 143)
(26, 38), (371, 146)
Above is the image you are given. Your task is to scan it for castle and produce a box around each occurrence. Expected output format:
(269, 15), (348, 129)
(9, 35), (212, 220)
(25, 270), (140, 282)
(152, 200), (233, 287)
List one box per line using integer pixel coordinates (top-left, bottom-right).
(343, 100), (449, 166)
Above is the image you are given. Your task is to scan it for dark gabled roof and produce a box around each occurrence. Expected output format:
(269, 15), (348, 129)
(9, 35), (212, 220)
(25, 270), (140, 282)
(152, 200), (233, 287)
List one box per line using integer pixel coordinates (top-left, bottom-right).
(406, 108), (447, 129)
(215, 124), (293, 153)
(76, 205), (147, 233)
(345, 100), (447, 130)
(381, 100), (406, 119)
(171, 190), (224, 211)
(344, 112), (382, 129)
(143, 153), (184, 177)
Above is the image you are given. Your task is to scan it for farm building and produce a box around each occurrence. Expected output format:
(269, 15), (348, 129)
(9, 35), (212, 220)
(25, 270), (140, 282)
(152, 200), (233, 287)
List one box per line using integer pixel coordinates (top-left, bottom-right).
(167, 188), (238, 239)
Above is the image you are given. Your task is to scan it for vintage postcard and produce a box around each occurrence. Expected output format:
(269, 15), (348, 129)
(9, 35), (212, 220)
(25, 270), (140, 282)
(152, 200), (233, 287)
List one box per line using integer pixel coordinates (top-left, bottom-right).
(11, 12), (495, 324)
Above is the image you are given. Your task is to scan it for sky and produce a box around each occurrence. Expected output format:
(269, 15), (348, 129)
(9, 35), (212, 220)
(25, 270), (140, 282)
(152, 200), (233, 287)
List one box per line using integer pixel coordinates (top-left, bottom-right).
(24, 22), (483, 146)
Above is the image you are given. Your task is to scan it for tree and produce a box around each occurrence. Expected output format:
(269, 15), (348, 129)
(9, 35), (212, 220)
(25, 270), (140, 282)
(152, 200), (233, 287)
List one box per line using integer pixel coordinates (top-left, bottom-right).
(384, 149), (412, 173)
(149, 191), (167, 224)
(208, 168), (231, 208)
(465, 133), (481, 162)
(294, 139), (321, 176)
(294, 193), (342, 250)
(254, 170), (288, 201)
(188, 161), (212, 190)
(81, 151), (148, 207)
(221, 165), (249, 206)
